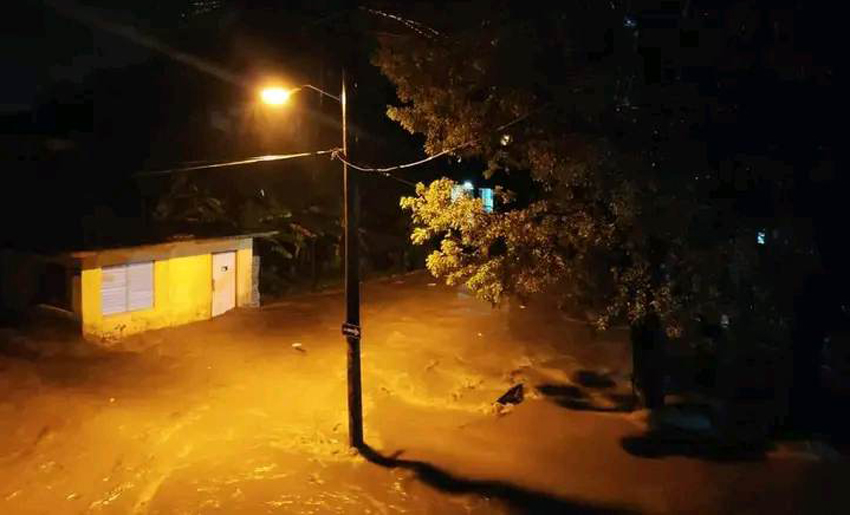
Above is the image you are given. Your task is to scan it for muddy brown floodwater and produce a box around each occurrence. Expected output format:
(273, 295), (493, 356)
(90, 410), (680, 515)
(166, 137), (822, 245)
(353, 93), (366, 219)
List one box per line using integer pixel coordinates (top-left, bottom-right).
(1, 272), (848, 514)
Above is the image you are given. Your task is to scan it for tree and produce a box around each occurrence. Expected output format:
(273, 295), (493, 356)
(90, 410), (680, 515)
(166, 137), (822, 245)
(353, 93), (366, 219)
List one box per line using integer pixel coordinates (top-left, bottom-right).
(377, 1), (835, 412)
(376, 1), (695, 407)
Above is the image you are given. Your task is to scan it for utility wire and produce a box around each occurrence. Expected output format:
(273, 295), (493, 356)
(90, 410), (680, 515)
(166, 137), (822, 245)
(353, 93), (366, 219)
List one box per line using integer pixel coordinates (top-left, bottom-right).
(359, 7), (442, 39)
(136, 149), (341, 177)
(333, 148), (456, 174)
(330, 106), (545, 174)
(332, 153), (417, 187)
(136, 106), (543, 184)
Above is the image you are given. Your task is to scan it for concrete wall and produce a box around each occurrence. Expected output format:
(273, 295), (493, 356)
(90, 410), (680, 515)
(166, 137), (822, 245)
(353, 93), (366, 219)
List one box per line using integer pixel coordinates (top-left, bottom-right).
(236, 247), (253, 307)
(81, 254), (212, 340)
(80, 246), (254, 341)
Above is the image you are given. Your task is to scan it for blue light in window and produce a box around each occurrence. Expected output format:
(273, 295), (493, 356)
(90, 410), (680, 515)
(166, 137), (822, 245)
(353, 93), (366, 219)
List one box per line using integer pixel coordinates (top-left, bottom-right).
(480, 188), (495, 213)
(756, 231), (766, 245)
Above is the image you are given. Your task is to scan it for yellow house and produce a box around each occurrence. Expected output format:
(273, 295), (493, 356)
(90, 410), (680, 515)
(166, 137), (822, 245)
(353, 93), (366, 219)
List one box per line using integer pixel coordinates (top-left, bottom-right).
(1, 233), (268, 341)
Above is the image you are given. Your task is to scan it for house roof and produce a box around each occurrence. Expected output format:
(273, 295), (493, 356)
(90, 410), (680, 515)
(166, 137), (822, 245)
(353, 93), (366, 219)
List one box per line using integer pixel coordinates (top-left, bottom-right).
(66, 231), (277, 258)
(3, 230), (276, 270)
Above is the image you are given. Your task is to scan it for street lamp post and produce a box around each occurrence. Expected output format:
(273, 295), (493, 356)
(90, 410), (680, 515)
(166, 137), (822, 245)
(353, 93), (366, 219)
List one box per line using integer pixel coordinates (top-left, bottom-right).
(340, 72), (364, 449)
(260, 74), (364, 449)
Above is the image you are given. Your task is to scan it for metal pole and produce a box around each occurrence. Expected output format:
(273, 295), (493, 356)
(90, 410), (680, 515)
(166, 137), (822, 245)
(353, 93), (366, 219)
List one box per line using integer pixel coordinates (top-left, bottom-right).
(341, 70), (364, 448)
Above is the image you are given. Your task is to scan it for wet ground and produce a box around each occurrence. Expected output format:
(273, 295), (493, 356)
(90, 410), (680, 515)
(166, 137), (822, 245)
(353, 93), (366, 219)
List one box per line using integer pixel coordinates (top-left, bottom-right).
(1, 272), (848, 514)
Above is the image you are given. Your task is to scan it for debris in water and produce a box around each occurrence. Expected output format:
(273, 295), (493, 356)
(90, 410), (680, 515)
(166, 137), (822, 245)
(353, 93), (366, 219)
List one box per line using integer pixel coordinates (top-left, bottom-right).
(496, 384), (524, 405)
(428, 282), (437, 287)
(253, 464), (276, 475)
(292, 342), (305, 352)
(66, 493), (80, 501)
(493, 402), (515, 417)
(425, 359), (439, 371)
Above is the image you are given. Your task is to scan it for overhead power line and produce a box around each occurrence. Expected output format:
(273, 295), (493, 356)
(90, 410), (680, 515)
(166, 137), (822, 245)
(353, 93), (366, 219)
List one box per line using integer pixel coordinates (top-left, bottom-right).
(135, 106), (544, 187)
(332, 152), (417, 187)
(330, 106), (545, 174)
(136, 149), (341, 177)
(333, 147), (456, 174)
(359, 7), (442, 39)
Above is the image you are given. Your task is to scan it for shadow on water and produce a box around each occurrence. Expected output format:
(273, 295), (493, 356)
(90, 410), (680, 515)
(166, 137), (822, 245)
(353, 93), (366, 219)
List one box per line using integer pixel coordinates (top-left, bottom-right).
(572, 370), (617, 389)
(621, 404), (773, 462)
(535, 369), (774, 462)
(537, 369), (636, 413)
(357, 443), (640, 515)
(621, 430), (770, 462)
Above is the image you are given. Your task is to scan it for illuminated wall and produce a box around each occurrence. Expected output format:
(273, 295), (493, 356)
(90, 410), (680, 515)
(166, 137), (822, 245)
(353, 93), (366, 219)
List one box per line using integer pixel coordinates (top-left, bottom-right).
(79, 244), (254, 341)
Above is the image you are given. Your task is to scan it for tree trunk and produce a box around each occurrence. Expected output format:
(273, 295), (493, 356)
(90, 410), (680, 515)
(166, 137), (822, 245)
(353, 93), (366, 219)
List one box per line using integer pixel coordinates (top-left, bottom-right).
(631, 312), (666, 409)
(785, 274), (829, 431)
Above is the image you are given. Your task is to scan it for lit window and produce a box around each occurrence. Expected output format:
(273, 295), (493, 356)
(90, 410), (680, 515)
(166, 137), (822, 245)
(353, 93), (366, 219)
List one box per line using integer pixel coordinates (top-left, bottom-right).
(756, 231), (766, 245)
(101, 262), (154, 315)
(480, 188), (495, 213)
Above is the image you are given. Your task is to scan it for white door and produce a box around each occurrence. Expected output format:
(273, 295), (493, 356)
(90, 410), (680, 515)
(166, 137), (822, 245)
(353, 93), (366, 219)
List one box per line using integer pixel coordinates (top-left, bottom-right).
(212, 252), (236, 317)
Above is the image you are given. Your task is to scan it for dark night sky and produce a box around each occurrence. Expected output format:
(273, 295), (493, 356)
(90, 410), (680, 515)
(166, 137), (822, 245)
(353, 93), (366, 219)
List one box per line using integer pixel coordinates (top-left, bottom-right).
(0, 1), (840, 257)
(2, 2), (160, 113)
(0, 0), (435, 251)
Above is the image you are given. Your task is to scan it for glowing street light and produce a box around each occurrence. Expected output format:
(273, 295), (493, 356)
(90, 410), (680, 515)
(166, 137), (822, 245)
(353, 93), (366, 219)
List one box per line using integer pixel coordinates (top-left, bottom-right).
(260, 86), (291, 106)
(259, 84), (340, 107)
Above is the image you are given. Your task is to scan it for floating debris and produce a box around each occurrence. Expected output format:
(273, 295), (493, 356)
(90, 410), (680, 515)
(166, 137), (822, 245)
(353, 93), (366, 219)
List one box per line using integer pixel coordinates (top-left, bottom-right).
(496, 384), (524, 405)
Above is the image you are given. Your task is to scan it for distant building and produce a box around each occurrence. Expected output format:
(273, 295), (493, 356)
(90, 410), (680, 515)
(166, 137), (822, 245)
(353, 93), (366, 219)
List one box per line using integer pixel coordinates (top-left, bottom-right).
(480, 187), (495, 213)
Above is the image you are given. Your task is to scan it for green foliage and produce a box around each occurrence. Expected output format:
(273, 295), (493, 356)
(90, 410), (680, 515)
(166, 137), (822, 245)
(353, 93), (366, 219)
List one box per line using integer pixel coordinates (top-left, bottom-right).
(402, 178), (566, 304)
(153, 175), (231, 226)
(153, 175), (338, 271)
(380, 3), (754, 336)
